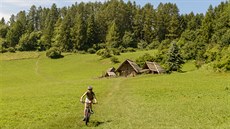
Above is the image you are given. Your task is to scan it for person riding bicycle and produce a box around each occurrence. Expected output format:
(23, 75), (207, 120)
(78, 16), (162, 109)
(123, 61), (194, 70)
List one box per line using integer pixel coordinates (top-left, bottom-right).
(80, 86), (97, 121)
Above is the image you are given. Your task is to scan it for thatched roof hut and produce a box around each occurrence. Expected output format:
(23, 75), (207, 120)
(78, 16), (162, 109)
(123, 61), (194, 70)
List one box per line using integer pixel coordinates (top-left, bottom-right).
(107, 67), (116, 72)
(143, 61), (165, 74)
(104, 67), (116, 77)
(105, 72), (116, 77)
(116, 59), (142, 77)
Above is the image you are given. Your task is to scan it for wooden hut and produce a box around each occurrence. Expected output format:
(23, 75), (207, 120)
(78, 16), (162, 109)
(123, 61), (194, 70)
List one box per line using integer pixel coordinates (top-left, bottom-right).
(107, 67), (116, 72)
(142, 61), (165, 74)
(104, 67), (116, 77)
(116, 59), (142, 77)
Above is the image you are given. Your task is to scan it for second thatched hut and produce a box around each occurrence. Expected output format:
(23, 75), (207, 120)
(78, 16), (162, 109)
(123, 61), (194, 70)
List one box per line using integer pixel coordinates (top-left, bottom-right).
(142, 61), (165, 74)
(116, 59), (142, 77)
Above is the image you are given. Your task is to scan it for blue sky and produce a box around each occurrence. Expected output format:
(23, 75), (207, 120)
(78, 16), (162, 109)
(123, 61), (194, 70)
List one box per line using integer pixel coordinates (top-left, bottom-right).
(0, 0), (226, 21)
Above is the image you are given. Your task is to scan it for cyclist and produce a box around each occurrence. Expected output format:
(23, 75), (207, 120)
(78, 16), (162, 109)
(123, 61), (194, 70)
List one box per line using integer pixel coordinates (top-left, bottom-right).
(80, 86), (97, 121)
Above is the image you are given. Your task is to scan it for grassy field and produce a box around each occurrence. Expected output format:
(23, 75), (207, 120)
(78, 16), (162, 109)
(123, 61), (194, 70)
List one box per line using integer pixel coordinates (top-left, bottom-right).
(0, 50), (230, 129)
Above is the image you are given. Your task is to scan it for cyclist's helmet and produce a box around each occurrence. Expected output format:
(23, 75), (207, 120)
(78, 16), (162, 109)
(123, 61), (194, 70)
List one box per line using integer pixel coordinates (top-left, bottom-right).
(88, 86), (93, 90)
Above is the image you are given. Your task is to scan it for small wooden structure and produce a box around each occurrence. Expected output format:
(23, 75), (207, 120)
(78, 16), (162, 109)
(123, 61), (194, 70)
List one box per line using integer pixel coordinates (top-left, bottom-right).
(142, 61), (165, 74)
(116, 59), (142, 77)
(104, 67), (116, 77)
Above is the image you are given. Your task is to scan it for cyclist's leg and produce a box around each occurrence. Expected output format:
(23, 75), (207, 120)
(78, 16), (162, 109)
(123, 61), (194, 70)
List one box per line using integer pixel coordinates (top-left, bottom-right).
(89, 102), (94, 113)
(89, 102), (92, 110)
(84, 102), (87, 117)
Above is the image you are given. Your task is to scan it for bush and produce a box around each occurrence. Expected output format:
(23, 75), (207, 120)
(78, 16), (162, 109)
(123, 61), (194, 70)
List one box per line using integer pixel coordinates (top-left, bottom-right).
(0, 47), (7, 53)
(212, 47), (230, 72)
(110, 56), (120, 64)
(7, 47), (16, 53)
(126, 47), (136, 52)
(147, 40), (160, 50)
(154, 49), (167, 64)
(137, 40), (148, 50)
(136, 53), (155, 67)
(195, 60), (205, 69)
(87, 48), (96, 54)
(46, 47), (63, 59)
(96, 49), (112, 59)
(111, 48), (120, 55)
(158, 39), (171, 50)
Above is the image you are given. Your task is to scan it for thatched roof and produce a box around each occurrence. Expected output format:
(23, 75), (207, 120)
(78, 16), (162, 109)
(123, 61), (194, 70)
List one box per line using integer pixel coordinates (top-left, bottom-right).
(143, 61), (165, 74)
(117, 59), (142, 73)
(107, 67), (116, 72)
(106, 72), (116, 77)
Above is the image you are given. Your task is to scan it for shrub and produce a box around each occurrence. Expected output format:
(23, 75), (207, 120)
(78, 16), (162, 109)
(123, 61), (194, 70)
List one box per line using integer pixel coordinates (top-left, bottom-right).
(118, 46), (126, 53)
(137, 40), (148, 50)
(212, 47), (230, 72)
(154, 49), (167, 64)
(126, 47), (136, 52)
(46, 47), (63, 59)
(136, 53), (155, 67)
(7, 47), (16, 53)
(158, 39), (171, 50)
(110, 56), (120, 64)
(0, 47), (7, 53)
(96, 49), (112, 59)
(147, 40), (160, 50)
(195, 60), (205, 69)
(111, 48), (120, 55)
(87, 48), (96, 54)
(0, 39), (8, 53)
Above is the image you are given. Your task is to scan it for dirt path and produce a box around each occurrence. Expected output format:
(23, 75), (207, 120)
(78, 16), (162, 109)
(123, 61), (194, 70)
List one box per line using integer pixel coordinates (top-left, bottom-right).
(35, 54), (41, 75)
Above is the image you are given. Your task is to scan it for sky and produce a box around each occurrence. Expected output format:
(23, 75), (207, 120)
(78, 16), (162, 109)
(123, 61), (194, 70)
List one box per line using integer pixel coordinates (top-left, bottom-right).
(0, 0), (227, 22)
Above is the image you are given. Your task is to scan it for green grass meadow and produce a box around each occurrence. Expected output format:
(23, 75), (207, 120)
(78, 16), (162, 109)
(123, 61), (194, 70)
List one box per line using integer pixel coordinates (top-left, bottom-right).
(1, 51), (230, 129)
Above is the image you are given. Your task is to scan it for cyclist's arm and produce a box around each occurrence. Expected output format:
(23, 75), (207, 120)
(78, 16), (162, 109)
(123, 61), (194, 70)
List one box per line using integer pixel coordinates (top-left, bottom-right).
(93, 94), (97, 103)
(80, 92), (87, 102)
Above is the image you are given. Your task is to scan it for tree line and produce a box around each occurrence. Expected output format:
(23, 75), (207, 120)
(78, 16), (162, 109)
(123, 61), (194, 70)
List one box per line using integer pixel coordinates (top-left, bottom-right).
(0, 0), (229, 71)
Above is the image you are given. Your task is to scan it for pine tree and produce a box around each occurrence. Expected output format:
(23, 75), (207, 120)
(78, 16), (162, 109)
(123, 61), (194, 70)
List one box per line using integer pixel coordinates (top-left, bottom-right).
(16, 11), (27, 34)
(41, 4), (59, 50)
(0, 18), (5, 25)
(132, 8), (143, 42)
(106, 20), (120, 48)
(71, 13), (87, 50)
(122, 31), (135, 48)
(166, 41), (184, 72)
(6, 20), (24, 48)
(86, 14), (97, 48)
(51, 18), (62, 48)
(200, 5), (215, 43)
(59, 14), (72, 51)
(0, 23), (8, 38)
(167, 14), (180, 39)
(142, 3), (156, 43)
(27, 5), (38, 32)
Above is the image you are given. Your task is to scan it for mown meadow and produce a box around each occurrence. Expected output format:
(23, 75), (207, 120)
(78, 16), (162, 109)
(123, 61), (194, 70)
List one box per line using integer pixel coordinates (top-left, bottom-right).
(0, 51), (230, 129)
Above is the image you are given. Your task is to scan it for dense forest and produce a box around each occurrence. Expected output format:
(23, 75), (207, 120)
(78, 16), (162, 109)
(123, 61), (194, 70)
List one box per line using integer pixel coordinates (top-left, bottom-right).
(0, 0), (229, 71)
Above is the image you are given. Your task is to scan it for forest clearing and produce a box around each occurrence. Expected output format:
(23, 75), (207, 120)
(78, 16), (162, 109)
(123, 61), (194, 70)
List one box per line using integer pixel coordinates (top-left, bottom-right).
(1, 51), (230, 128)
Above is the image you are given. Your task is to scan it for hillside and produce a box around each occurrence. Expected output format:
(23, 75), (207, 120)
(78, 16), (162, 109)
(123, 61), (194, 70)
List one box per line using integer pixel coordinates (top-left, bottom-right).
(0, 51), (230, 128)
(1, 1), (229, 71)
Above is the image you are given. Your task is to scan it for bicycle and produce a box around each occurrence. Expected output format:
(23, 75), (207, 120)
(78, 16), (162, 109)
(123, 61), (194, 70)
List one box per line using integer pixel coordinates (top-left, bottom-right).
(81, 101), (96, 125)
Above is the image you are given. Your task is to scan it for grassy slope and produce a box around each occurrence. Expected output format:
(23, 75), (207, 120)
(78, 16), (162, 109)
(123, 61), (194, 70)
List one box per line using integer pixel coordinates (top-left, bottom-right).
(0, 51), (230, 129)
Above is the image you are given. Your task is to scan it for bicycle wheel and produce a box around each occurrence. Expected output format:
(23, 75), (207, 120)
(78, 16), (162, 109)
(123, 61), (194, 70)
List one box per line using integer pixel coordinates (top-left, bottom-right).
(85, 108), (90, 125)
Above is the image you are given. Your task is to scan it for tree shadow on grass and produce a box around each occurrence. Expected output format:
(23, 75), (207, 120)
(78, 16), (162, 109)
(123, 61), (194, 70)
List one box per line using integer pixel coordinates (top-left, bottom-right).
(50, 55), (64, 59)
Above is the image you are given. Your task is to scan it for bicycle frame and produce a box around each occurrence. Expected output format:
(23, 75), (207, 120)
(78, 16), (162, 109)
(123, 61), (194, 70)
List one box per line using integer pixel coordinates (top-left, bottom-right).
(85, 106), (91, 125)
(83, 101), (94, 125)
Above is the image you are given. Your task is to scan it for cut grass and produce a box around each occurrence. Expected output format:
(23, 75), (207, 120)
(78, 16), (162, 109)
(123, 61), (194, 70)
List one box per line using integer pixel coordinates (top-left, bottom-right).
(0, 52), (41, 61)
(0, 50), (230, 129)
